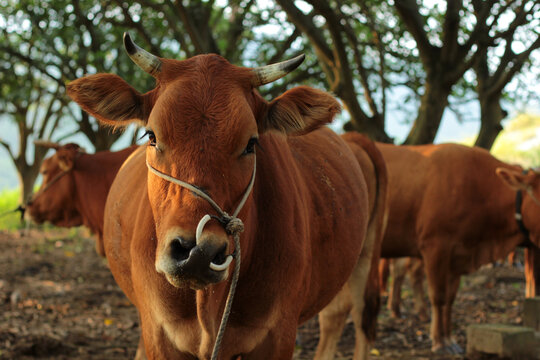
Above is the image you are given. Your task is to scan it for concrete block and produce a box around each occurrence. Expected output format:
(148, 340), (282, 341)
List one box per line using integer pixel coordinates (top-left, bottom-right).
(466, 324), (535, 359)
(524, 297), (540, 331)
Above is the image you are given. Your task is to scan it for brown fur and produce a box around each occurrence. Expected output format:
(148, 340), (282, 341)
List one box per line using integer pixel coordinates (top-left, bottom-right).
(27, 144), (137, 256)
(68, 53), (370, 359)
(525, 247), (540, 297)
(376, 142), (540, 352)
(315, 132), (388, 360)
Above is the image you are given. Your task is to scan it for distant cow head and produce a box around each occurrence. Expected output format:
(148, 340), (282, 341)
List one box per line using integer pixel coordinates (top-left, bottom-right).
(67, 33), (340, 290)
(27, 142), (84, 227)
(496, 167), (540, 246)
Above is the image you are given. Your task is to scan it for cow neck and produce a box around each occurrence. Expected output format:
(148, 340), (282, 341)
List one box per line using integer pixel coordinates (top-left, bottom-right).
(71, 154), (109, 235)
(145, 156), (256, 360)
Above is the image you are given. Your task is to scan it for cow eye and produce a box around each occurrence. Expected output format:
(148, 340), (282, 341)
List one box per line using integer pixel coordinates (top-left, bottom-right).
(242, 137), (259, 156)
(141, 130), (157, 147)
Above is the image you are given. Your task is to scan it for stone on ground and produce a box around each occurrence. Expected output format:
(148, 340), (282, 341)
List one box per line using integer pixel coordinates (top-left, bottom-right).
(466, 324), (535, 358)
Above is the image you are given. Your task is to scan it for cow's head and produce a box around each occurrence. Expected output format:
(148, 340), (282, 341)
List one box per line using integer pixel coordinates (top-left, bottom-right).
(26, 142), (84, 227)
(496, 167), (540, 246)
(67, 34), (340, 290)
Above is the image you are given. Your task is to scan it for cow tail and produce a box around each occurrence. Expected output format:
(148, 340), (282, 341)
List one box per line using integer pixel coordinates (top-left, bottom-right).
(362, 135), (388, 343)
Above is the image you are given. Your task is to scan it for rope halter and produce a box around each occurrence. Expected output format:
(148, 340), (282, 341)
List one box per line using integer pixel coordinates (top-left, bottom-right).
(145, 156), (256, 360)
(145, 157), (256, 246)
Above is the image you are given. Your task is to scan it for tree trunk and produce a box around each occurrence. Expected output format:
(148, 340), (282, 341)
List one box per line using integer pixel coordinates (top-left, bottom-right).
(474, 94), (505, 150)
(404, 78), (450, 145)
(17, 166), (40, 205)
(93, 127), (121, 151)
(338, 89), (392, 143)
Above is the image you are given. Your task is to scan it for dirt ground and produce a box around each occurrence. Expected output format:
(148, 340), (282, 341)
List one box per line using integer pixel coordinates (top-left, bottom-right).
(0, 228), (534, 359)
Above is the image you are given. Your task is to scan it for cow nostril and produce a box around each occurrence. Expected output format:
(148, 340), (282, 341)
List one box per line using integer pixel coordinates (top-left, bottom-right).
(211, 245), (227, 265)
(170, 237), (194, 262)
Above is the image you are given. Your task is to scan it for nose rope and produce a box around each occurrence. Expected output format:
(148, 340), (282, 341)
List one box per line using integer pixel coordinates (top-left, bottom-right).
(145, 157), (256, 360)
(145, 159), (256, 240)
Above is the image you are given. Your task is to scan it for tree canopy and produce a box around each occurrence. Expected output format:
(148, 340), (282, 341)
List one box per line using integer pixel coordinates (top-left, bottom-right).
(0, 0), (538, 197)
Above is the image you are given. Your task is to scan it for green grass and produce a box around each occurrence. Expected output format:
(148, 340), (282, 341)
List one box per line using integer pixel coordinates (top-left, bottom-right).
(0, 188), (24, 230)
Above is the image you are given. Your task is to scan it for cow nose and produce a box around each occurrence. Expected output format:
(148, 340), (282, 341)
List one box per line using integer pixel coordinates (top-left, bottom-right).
(170, 237), (195, 262)
(170, 238), (229, 273)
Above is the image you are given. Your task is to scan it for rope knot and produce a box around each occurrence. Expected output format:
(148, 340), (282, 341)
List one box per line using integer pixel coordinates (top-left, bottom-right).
(225, 217), (244, 235)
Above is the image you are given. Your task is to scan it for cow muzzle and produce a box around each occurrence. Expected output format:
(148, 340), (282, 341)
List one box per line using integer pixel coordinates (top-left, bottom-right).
(147, 158), (255, 290)
(156, 232), (233, 290)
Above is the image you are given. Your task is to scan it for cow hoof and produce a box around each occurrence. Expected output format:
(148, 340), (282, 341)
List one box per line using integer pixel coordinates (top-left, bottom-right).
(448, 341), (463, 354)
(432, 342), (462, 355)
(418, 312), (429, 322)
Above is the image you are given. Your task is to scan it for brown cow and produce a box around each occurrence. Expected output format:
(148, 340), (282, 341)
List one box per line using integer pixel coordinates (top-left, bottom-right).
(376, 142), (540, 354)
(383, 250), (537, 323)
(314, 132), (388, 360)
(26, 142), (137, 256)
(66, 34), (370, 359)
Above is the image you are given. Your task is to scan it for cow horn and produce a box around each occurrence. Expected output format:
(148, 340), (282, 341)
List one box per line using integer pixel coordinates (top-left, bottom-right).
(251, 54), (305, 86)
(123, 32), (162, 77)
(33, 140), (60, 150)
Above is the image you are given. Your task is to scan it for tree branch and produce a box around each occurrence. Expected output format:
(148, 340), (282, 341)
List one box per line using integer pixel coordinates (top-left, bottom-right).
(0, 139), (14, 159)
(440, 0), (462, 61)
(268, 29), (301, 64)
(275, 0), (335, 65)
(224, 0), (255, 62)
(393, 0), (435, 66)
(0, 45), (65, 88)
(173, 0), (218, 54)
(491, 35), (540, 95)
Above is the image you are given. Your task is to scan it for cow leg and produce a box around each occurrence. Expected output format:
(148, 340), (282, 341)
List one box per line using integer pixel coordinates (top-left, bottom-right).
(525, 246), (540, 297)
(244, 327), (297, 360)
(442, 273), (462, 354)
(314, 285), (352, 360)
(388, 258), (407, 318)
(408, 258), (428, 322)
(423, 251), (451, 353)
(379, 258), (390, 296)
(349, 251), (377, 360)
(134, 335), (147, 360)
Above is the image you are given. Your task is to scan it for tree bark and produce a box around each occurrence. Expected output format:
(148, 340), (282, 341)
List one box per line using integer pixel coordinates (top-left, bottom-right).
(17, 165), (40, 205)
(338, 90), (391, 142)
(276, 0), (391, 142)
(404, 78), (451, 145)
(474, 93), (505, 149)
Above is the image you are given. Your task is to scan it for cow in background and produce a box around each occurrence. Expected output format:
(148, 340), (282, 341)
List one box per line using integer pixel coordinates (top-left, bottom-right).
(382, 257), (428, 321)
(314, 132), (388, 360)
(26, 141), (137, 256)
(376, 142), (540, 354)
(66, 34), (371, 359)
(383, 248), (539, 324)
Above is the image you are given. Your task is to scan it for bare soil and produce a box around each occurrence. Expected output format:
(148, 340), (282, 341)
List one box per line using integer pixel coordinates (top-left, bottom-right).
(0, 229), (533, 359)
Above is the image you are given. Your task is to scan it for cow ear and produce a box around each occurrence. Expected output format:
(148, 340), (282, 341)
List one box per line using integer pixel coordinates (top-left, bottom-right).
(55, 145), (81, 171)
(67, 74), (154, 127)
(57, 153), (74, 172)
(259, 86), (341, 135)
(496, 167), (530, 190)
